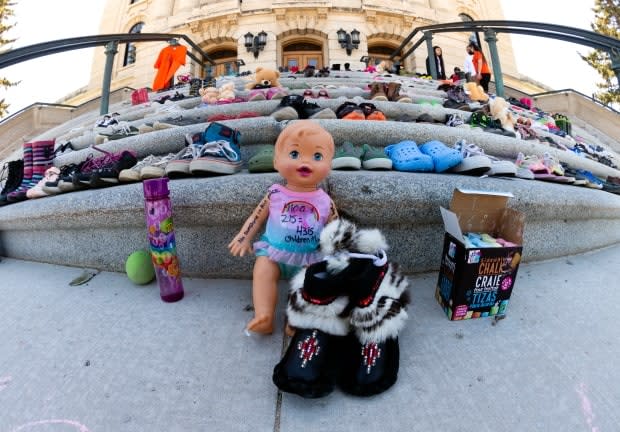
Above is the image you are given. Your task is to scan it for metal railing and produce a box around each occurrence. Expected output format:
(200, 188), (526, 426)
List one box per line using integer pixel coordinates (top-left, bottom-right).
(0, 33), (215, 114)
(390, 20), (620, 99)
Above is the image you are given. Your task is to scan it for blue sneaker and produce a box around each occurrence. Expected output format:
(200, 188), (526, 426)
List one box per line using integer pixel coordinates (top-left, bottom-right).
(189, 140), (242, 175)
(203, 122), (241, 146)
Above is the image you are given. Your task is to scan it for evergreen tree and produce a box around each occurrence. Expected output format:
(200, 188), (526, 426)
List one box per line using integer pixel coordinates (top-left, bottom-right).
(0, 0), (17, 117)
(581, 0), (620, 105)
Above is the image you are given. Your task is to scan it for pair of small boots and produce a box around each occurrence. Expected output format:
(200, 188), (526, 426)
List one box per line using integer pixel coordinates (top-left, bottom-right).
(370, 82), (412, 103)
(273, 219), (410, 398)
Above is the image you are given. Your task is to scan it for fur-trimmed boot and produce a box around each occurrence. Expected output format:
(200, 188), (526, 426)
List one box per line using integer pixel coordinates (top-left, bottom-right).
(272, 260), (352, 398)
(317, 219), (411, 397)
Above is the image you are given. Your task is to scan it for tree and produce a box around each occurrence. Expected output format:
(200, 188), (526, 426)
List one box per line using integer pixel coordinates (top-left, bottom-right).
(0, 0), (17, 117)
(581, 0), (620, 105)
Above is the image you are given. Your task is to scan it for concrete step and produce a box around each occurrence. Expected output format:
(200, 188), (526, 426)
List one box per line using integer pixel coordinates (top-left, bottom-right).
(1, 170), (619, 277)
(2, 76), (620, 279)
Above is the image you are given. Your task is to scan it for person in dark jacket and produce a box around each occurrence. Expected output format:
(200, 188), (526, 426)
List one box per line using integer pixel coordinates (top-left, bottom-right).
(426, 46), (446, 80)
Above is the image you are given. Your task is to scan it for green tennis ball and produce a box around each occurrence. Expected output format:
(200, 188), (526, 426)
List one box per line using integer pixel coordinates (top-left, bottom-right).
(125, 250), (155, 285)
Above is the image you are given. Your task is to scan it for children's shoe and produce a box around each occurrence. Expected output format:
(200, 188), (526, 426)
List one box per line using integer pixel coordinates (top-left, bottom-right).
(419, 140), (463, 173)
(189, 140), (242, 175)
(335, 102), (365, 120)
(87, 150), (138, 187)
(332, 142), (363, 170)
(248, 145), (275, 173)
(369, 82), (388, 101)
(26, 167), (60, 199)
(165, 144), (203, 178)
(361, 144), (392, 170)
(384, 141), (434, 172)
(450, 140), (492, 175)
(359, 102), (386, 121)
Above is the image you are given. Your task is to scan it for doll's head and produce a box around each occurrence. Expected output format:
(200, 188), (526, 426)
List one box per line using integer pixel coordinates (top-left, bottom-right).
(273, 121), (335, 191)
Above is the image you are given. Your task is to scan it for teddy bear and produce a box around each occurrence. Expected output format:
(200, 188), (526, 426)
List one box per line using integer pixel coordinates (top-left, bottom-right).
(217, 81), (236, 103)
(489, 96), (516, 133)
(463, 81), (489, 102)
(198, 86), (219, 104)
(245, 67), (282, 90)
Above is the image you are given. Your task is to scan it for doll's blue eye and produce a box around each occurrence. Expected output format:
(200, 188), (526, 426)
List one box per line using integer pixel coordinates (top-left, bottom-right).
(289, 150), (299, 159)
(313, 153), (323, 161)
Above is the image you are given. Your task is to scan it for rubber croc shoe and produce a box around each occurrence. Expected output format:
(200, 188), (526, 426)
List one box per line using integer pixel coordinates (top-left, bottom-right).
(383, 140), (433, 172)
(419, 140), (463, 173)
(248, 145), (275, 173)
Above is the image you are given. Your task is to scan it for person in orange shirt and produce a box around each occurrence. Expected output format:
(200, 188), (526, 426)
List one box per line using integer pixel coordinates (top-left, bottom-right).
(467, 42), (491, 92)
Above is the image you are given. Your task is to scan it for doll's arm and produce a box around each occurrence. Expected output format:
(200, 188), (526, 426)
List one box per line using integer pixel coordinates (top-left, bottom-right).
(327, 198), (339, 223)
(228, 194), (270, 257)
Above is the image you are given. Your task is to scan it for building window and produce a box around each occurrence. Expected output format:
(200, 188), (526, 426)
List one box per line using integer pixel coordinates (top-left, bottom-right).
(123, 22), (144, 66)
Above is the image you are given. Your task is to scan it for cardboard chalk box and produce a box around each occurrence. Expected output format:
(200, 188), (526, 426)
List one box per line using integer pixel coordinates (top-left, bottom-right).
(435, 188), (525, 321)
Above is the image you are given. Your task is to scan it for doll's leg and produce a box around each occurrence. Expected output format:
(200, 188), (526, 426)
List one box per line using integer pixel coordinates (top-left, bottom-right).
(247, 256), (280, 334)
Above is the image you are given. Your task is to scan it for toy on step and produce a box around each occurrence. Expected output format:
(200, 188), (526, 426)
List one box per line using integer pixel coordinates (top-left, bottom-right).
(272, 218), (410, 398)
(245, 67), (282, 89)
(217, 81), (236, 103)
(228, 121), (339, 335)
(199, 86), (219, 104)
(489, 96), (516, 133)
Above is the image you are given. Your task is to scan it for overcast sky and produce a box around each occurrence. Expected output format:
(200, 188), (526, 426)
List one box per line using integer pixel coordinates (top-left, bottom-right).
(1, 0), (603, 116)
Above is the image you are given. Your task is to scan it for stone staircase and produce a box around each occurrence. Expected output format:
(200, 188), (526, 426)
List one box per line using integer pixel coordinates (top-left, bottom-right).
(1, 73), (619, 277)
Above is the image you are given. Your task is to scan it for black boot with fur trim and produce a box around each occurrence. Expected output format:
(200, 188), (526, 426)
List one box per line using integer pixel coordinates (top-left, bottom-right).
(317, 218), (411, 397)
(273, 260), (352, 398)
(339, 252), (410, 396)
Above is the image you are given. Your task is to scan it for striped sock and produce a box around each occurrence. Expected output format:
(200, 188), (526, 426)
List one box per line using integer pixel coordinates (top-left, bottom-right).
(28, 140), (55, 188)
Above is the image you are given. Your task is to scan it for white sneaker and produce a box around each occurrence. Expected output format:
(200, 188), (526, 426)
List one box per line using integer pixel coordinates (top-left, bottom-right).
(450, 140), (492, 175)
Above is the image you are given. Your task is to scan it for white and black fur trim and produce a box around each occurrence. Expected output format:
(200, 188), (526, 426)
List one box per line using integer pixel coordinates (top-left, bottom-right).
(350, 263), (410, 344)
(320, 219), (388, 274)
(287, 268), (351, 336)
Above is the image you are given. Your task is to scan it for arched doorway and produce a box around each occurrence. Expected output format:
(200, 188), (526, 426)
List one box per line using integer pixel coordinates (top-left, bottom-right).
(282, 41), (323, 71)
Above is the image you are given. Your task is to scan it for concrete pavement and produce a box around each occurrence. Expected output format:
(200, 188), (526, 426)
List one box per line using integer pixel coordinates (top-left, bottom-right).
(1, 244), (619, 432)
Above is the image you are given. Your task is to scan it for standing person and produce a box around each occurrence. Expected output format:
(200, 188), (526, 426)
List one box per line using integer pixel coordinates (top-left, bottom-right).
(463, 48), (476, 82)
(467, 42), (491, 92)
(425, 46), (446, 80)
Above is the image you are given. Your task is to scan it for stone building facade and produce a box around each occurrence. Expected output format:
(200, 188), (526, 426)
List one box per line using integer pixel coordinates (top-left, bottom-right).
(80, 0), (526, 102)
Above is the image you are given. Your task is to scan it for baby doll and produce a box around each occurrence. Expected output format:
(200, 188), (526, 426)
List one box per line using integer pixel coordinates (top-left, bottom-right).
(228, 121), (339, 335)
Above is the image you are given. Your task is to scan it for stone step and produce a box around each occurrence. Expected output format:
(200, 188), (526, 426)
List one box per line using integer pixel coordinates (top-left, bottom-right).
(1, 170), (619, 278)
(2, 76), (620, 279)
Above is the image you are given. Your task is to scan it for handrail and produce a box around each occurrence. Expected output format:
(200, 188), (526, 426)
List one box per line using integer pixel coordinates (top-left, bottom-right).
(531, 88), (620, 115)
(389, 20), (620, 99)
(0, 33), (214, 115)
(0, 33), (215, 69)
(390, 20), (620, 59)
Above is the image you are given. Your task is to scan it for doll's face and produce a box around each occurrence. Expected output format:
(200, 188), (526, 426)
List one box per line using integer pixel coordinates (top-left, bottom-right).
(274, 122), (334, 192)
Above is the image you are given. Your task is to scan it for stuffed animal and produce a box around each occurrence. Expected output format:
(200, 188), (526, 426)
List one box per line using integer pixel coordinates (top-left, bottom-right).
(272, 218), (410, 398)
(217, 81), (236, 102)
(489, 96), (516, 132)
(245, 67), (281, 90)
(199, 86), (219, 104)
(375, 60), (387, 74)
(463, 82), (489, 102)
